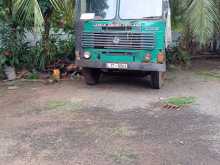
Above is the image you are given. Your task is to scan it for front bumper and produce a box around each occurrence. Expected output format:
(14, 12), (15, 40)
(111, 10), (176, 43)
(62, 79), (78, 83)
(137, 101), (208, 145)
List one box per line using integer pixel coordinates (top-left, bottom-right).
(77, 60), (166, 72)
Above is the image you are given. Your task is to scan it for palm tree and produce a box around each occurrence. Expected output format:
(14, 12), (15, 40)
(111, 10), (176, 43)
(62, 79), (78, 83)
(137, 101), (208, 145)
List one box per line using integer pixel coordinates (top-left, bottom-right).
(14, 0), (63, 30)
(171, 0), (220, 45)
(13, 0), (74, 56)
(11, 0), (220, 45)
(5, 0), (220, 49)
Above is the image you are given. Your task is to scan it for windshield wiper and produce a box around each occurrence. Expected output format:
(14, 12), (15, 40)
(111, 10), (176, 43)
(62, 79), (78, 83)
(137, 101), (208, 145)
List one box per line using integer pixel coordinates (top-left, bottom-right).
(142, 16), (161, 20)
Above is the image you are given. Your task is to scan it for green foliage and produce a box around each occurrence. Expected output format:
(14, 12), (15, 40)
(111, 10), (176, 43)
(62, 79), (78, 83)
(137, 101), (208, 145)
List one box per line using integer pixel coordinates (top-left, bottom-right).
(171, 0), (220, 44)
(165, 96), (197, 107)
(170, 0), (184, 30)
(14, 0), (65, 31)
(0, 23), (31, 69)
(56, 33), (75, 57)
(0, 53), (6, 68)
(29, 33), (74, 71)
(0, 69), (4, 79)
(185, 0), (219, 44)
(167, 47), (191, 66)
(51, 0), (75, 30)
(26, 70), (39, 79)
(0, 0), (75, 80)
(0, 23), (75, 73)
(31, 39), (57, 71)
(0, 5), (5, 21)
(196, 70), (220, 80)
(0, 52), (6, 78)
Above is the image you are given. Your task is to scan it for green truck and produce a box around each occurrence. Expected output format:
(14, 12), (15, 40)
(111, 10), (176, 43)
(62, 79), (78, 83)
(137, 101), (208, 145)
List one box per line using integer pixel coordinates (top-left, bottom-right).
(75, 0), (172, 89)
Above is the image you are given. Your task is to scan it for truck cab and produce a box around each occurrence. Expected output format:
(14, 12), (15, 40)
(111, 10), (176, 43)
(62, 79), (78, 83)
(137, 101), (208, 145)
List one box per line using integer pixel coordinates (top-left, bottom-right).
(75, 0), (171, 89)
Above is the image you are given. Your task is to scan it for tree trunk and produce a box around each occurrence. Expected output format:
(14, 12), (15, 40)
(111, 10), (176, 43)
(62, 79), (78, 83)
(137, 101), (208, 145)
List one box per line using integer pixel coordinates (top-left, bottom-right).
(213, 33), (217, 53)
(42, 8), (53, 56)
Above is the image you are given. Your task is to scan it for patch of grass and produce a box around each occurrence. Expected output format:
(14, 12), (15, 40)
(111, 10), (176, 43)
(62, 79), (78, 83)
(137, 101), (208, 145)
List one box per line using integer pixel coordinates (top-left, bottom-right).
(164, 96), (196, 107)
(112, 126), (136, 137)
(0, 86), (7, 97)
(112, 127), (129, 137)
(196, 70), (220, 80)
(47, 100), (81, 111)
(47, 100), (67, 109)
(26, 72), (39, 80)
(0, 70), (5, 80)
(110, 150), (138, 165)
(165, 72), (177, 82)
(0, 91), (5, 97)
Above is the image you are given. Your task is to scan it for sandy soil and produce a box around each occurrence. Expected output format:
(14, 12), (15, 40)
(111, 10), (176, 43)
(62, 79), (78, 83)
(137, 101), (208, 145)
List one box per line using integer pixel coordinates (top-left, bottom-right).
(0, 59), (220, 165)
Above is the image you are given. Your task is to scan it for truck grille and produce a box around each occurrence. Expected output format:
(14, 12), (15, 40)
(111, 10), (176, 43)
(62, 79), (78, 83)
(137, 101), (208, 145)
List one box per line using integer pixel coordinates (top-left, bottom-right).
(82, 32), (155, 50)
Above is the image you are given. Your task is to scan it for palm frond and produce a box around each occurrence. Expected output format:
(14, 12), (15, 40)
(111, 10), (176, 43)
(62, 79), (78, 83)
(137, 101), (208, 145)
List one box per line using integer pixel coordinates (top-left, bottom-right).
(185, 0), (219, 44)
(14, 0), (65, 32)
(14, 0), (44, 31)
(49, 0), (64, 11)
(171, 0), (220, 44)
(63, 0), (75, 27)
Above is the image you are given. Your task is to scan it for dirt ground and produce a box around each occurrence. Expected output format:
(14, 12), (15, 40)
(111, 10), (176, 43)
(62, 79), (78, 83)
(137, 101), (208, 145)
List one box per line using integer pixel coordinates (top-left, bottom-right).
(0, 59), (220, 165)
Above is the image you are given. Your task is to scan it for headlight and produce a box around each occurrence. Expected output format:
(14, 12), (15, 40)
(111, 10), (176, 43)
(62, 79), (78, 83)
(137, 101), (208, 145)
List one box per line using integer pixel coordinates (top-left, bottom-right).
(143, 53), (151, 63)
(83, 52), (91, 59)
(157, 52), (165, 64)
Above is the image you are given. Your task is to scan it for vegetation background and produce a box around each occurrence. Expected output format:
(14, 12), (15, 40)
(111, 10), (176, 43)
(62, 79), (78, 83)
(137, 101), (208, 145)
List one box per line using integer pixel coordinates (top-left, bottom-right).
(0, 0), (220, 78)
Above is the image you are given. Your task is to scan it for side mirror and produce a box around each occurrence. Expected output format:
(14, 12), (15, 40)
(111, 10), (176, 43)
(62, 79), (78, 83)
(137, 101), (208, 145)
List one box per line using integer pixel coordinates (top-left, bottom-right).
(80, 13), (95, 20)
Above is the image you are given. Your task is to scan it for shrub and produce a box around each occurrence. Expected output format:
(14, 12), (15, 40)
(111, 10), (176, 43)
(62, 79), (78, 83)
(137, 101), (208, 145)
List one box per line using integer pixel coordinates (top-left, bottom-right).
(0, 23), (32, 69)
(30, 32), (75, 71)
(167, 46), (191, 66)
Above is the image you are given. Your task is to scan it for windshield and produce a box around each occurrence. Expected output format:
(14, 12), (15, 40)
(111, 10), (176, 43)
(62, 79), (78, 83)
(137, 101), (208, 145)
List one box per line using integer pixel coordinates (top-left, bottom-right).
(80, 0), (117, 20)
(120, 0), (163, 19)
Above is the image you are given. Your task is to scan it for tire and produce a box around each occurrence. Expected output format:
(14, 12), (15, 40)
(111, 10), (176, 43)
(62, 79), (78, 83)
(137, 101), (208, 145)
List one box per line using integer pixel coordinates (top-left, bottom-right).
(82, 68), (101, 85)
(151, 71), (165, 89)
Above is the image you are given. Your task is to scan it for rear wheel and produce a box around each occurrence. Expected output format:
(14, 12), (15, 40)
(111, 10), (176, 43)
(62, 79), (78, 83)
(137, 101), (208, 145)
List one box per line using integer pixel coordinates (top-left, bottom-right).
(82, 68), (101, 85)
(151, 71), (165, 89)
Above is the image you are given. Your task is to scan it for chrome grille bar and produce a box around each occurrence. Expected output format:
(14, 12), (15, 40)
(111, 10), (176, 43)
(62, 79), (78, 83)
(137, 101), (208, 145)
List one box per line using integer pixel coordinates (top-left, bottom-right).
(82, 32), (156, 50)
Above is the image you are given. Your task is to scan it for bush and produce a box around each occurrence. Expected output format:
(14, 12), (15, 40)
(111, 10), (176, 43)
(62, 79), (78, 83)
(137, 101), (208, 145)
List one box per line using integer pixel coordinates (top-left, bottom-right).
(167, 46), (191, 66)
(0, 22), (75, 73)
(0, 23), (32, 70)
(30, 32), (75, 71)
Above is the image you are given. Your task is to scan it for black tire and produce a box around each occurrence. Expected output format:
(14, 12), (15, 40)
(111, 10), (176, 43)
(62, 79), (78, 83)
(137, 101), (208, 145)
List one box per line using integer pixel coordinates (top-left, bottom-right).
(151, 71), (165, 89)
(82, 68), (101, 85)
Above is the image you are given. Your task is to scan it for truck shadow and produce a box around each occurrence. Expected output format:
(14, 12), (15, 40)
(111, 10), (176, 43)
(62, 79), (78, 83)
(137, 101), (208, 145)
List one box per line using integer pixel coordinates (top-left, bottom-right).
(99, 73), (152, 89)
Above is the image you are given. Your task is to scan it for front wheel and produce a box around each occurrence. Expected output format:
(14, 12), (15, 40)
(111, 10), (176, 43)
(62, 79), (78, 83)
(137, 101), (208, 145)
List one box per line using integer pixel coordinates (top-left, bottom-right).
(151, 71), (165, 89)
(82, 68), (101, 85)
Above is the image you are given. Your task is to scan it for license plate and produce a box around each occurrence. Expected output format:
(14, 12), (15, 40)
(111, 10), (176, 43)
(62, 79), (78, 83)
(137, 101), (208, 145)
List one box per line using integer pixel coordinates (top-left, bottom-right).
(106, 63), (128, 69)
